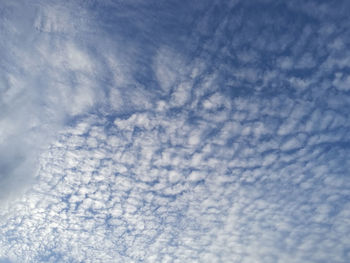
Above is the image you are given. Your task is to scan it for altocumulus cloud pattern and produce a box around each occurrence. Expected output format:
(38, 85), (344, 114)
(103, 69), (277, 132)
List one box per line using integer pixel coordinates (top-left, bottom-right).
(0, 0), (350, 262)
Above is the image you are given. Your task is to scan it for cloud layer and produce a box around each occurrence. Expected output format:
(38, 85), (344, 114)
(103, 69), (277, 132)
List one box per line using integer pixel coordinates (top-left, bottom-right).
(0, 0), (350, 262)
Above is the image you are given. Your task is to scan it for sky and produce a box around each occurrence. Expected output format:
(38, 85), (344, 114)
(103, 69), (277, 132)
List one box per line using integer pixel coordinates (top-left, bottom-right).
(0, 0), (350, 262)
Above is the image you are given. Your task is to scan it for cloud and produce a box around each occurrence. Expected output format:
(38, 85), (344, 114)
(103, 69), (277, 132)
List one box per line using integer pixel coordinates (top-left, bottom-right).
(0, 0), (350, 262)
(0, 0), (98, 202)
(0, 0), (152, 201)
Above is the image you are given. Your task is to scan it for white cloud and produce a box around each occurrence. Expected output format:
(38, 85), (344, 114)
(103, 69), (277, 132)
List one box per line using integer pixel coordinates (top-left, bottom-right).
(1, 0), (350, 263)
(333, 73), (350, 91)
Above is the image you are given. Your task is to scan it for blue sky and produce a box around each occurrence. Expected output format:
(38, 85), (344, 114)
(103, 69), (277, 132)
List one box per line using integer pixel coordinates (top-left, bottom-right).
(0, 0), (350, 262)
